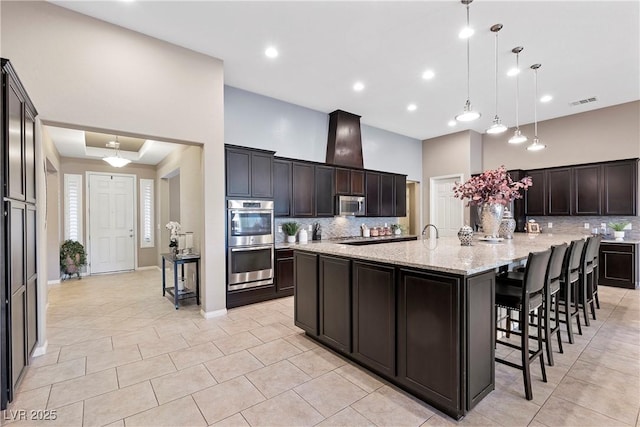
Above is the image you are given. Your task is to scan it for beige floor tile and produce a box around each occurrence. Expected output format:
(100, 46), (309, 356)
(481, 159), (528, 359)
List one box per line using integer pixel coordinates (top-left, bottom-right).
(333, 364), (384, 393)
(111, 327), (160, 348)
(83, 381), (158, 427)
(151, 364), (217, 405)
(351, 385), (434, 427)
(533, 395), (629, 426)
(252, 312), (294, 327)
(124, 395), (207, 426)
(241, 390), (324, 426)
(57, 336), (113, 362)
(578, 346), (640, 377)
(218, 319), (263, 336)
(7, 385), (51, 413)
(169, 342), (223, 370)
(181, 325), (228, 346)
(248, 338), (302, 365)
(210, 413), (250, 427)
(472, 387), (541, 425)
(568, 359), (640, 395)
(212, 331), (263, 355)
(295, 371), (368, 417)
(29, 349), (60, 368)
(587, 334), (640, 360)
(249, 323), (296, 342)
(109, 316), (157, 332)
(316, 406), (375, 427)
(104, 420), (125, 427)
(246, 360), (310, 398)
(192, 376), (265, 424)
(421, 411), (498, 426)
(204, 350), (264, 383)
(153, 318), (200, 338)
(48, 368), (118, 409)
(19, 359), (86, 391)
(137, 334), (189, 359)
(86, 345), (142, 374)
(288, 347), (347, 378)
(284, 333), (319, 352)
(7, 401), (84, 427)
(116, 353), (177, 387)
(552, 376), (638, 425)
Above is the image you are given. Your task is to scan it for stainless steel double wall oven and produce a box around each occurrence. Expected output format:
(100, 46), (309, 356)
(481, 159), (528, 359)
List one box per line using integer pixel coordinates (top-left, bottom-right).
(227, 200), (274, 291)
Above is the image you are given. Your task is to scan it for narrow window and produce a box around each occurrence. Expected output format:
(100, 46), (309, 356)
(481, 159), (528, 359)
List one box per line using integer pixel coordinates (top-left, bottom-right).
(64, 174), (83, 243)
(140, 179), (155, 248)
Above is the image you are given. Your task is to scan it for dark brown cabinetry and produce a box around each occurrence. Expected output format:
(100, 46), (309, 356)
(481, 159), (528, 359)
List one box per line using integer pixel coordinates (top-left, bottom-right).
(365, 172), (381, 216)
(318, 256), (351, 352)
(525, 159), (638, 217)
(315, 165), (335, 217)
(294, 252), (318, 335)
(2, 59), (38, 410)
(395, 175), (407, 217)
(225, 145), (274, 199)
(379, 174), (395, 217)
(275, 249), (295, 295)
(292, 162), (315, 217)
(599, 243), (638, 289)
(273, 159), (292, 217)
(335, 168), (365, 196)
(352, 261), (396, 377)
(366, 172), (407, 217)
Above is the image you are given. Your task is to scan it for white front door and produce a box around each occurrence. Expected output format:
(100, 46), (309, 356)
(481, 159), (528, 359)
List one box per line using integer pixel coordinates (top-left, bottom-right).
(431, 175), (464, 237)
(89, 174), (135, 274)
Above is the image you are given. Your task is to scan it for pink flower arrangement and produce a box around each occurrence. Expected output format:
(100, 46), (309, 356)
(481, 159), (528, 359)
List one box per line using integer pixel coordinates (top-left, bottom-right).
(453, 166), (533, 206)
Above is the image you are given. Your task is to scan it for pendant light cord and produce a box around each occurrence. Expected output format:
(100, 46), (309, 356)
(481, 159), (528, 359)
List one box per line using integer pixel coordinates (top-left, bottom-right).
(534, 67), (538, 138)
(466, 3), (471, 102)
(515, 52), (520, 128)
(494, 31), (498, 116)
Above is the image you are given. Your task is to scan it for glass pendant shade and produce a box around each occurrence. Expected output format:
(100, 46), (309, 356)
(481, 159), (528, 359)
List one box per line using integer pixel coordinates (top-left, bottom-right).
(527, 137), (546, 151)
(103, 137), (131, 167)
(527, 63), (546, 151)
(508, 129), (528, 144)
(486, 116), (508, 134)
(455, 99), (481, 122)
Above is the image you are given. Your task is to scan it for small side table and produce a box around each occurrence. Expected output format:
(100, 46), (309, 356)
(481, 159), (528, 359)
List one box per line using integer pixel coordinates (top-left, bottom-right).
(161, 253), (200, 309)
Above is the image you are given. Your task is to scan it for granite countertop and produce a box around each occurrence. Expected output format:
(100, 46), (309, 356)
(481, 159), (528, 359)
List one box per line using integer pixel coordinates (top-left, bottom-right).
(601, 238), (640, 244)
(275, 234), (419, 250)
(288, 233), (589, 276)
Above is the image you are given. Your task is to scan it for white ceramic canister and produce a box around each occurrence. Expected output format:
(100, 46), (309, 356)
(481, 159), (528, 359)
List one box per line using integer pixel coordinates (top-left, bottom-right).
(298, 228), (308, 244)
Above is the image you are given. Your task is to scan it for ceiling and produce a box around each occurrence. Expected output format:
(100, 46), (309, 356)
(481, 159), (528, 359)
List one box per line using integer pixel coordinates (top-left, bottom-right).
(50, 1), (639, 141)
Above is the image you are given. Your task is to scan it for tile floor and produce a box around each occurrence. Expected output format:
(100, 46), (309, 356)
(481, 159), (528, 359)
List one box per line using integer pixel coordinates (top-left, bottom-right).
(3, 269), (639, 426)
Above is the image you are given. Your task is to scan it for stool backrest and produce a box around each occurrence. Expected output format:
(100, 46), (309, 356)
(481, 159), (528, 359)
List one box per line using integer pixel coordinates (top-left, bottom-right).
(587, 235), (602, 264)
(548, 243), (568, 285)
(524, 249), (552, 296)
(568, 238), (586, 274)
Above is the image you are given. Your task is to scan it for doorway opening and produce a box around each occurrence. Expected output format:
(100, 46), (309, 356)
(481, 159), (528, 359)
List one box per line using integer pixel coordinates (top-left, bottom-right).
(429, 174), (464, 237)
(398, 181), (421, 235)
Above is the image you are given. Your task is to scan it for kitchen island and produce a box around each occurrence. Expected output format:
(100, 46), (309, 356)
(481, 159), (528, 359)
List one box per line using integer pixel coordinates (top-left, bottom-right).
(292, 233), (583, 419)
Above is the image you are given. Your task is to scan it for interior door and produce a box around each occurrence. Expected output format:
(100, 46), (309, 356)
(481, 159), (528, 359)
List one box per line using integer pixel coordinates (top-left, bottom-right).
(432, 176), (463, 237)
(89, 174), (135, 274)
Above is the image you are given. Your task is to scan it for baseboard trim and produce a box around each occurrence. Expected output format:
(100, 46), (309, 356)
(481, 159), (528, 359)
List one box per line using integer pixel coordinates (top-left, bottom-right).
(136, 265), (161, 271)
(200, 308), (227, 319)
(47, 279), (61, 285)
(31, 340), (48, 358)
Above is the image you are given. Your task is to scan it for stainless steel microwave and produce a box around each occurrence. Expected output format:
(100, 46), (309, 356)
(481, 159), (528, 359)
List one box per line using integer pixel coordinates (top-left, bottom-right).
(336, 195), (366, 216)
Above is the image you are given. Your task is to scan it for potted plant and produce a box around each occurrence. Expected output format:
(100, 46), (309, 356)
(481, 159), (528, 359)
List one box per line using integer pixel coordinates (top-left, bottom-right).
(391, 224), (402, 235)
(609, 222), (629, 241)
(60, 240), (87, 280)
(281, 221), (300, 243)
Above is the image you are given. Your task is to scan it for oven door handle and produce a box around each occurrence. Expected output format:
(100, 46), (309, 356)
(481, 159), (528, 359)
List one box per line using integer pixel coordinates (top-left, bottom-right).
(230, 246), (273, 252)
(228, 210), (272, 215)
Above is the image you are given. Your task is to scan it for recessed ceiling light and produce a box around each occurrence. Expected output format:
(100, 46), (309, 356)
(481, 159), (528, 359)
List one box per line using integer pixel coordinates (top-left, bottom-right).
(265, 47), (278, 58)
(407, 104), (417, 112)
(353, 82), (365, 92)
(422, 70), (435, 80)
(507, 67), (520, 77)
(540, 94), (553, 103)
(459, 27), (474, 39)
(448, 120), (457, 127)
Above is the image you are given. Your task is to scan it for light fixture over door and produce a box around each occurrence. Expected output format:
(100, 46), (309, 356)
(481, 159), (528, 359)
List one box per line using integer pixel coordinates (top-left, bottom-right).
(508, 46), (528, 144)
(103, 136), (132, 167)
(455, 0), (481, 122)
(486, 24), (507, 134)
(527, 64), (546, 151)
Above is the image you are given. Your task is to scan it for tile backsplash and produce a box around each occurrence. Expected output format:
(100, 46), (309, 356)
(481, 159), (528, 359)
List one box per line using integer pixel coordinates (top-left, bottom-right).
(274, 216), (400, 242)
(528, 216), (640, 240)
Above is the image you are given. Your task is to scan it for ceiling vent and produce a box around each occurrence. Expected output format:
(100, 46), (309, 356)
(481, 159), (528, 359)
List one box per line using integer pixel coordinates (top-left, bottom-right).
(569, 96), (597, 107)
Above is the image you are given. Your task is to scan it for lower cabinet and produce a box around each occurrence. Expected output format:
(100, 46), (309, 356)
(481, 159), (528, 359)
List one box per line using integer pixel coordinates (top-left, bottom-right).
(318, 256), (351, 352)
(293, 252), (318, 335)
(352, 261), (396, 378)
(275, 249), (294, 296)
(599, 243), (638, 289)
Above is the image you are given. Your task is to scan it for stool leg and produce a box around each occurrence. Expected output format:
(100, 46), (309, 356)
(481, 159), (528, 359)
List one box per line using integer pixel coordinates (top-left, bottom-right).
(521, 309), (533, 400)
(554, 293), (563, 354)
(537, 305), (547, 383)
(544, 294), (554, 366)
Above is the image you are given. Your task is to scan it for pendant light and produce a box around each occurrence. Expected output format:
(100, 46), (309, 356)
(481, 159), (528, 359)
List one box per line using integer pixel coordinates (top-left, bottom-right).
(103, 136), (131, 168)
(527, 64), (546, 151)
(455, 0), (481, 122)
(486, 24), (507, 134)
(508, 47), (528, 144)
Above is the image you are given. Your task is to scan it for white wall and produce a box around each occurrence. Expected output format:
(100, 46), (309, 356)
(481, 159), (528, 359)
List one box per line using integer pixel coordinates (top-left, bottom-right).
(2, 0), (227, 347)
(225, 86), (423, 182)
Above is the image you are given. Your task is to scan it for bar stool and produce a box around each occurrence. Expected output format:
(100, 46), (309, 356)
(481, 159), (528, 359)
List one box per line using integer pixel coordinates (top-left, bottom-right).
(578, 236), (600, 326)
(588, 235), (602, 309)
(495, 249), (550, 400)
(557, 239), (584, 344)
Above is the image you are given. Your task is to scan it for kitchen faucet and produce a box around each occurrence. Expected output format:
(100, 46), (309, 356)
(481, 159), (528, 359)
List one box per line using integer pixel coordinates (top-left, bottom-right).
(422, 224), (439, 238)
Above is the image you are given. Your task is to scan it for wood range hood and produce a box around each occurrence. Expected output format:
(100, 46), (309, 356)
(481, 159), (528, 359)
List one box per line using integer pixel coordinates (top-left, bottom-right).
(325, 110), (364, 169)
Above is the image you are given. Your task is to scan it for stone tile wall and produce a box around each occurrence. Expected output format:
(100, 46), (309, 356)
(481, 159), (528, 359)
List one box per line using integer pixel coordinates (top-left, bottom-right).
(529, 215), (640, 240)
(274, 217), (400, 243)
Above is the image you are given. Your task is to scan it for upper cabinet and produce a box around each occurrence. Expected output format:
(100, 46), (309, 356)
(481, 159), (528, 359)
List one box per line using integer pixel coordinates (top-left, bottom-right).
(525, 159), (638, 216)
(366, 171), (407, 217)
(273, 159), (292, 217)
(291, 162), (315, 217)
(315, 165), (335, 217)
(225, 145), (274, 199)
(335, 168), (365, 196)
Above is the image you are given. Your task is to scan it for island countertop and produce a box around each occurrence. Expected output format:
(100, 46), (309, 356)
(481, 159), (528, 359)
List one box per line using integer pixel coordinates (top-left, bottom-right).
(291, 233), (586, 276)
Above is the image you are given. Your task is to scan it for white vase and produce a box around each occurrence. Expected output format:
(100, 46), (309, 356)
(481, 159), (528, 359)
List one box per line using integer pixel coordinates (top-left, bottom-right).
(299, 229), (308, 244)
(480, 203), (505, 238)
(286, 235), (296, 243)
(614, 231), (625, 241)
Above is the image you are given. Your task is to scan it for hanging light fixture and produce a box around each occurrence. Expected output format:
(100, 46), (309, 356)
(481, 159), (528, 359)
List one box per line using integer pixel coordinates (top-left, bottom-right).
(455, 0), (481, 122)
(486, 24), (507, 134)
(508, 46), (528, 144)
(527, 63), (546, 151)
(103, 136), (131, 167)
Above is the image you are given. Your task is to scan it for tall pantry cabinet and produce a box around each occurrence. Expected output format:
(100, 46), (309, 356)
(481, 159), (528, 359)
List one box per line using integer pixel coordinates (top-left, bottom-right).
(1, 59), (39, 410)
